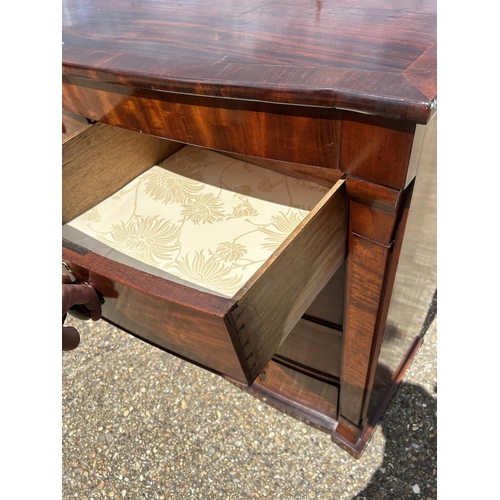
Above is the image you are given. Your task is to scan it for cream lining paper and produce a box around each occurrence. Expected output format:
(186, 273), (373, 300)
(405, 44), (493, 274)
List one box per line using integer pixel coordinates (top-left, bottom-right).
(63, 146), (329, 298)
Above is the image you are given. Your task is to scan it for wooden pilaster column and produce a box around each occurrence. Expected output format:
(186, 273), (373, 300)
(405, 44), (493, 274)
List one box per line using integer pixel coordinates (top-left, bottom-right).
(336, 177), (407, 443)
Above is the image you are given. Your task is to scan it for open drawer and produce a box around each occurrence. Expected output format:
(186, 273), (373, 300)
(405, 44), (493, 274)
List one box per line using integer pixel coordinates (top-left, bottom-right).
(62, 123), (347, 385)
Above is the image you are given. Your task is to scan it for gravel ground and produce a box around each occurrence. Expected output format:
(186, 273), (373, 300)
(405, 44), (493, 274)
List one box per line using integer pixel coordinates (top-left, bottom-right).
(62, 306), (437, 500)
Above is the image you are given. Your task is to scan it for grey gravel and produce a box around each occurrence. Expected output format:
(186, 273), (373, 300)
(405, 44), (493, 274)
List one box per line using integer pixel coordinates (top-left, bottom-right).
(62, 304), (437, 499)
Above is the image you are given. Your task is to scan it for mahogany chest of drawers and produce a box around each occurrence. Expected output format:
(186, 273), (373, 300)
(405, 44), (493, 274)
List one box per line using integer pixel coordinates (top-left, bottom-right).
(62, 0), (437, 457)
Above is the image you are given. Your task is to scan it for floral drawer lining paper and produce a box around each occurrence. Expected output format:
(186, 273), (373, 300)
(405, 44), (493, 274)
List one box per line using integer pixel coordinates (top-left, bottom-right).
(65, 146), (330, 297)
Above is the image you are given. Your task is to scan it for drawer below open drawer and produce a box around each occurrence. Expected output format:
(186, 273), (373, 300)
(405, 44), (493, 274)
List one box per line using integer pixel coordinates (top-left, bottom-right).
(62, 123), (347, 385)
(275, 318), (342, 378)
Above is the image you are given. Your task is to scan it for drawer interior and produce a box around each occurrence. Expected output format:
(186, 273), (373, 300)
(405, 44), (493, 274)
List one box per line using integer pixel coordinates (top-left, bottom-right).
(62, 122), (347, 385)
(63, 139), (331, 298)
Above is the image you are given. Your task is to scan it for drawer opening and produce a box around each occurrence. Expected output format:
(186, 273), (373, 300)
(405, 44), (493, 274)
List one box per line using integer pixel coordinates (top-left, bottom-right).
(63, 142), (331, 298)
(62, 123), (347, 385)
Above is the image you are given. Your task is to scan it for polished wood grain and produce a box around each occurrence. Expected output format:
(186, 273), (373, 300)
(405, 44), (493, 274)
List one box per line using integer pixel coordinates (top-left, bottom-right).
(62, 122), (183, 224)
(61, 0), (437, 458)
(338, 112), (436, 438)
(62, 80), (341, 168)
(275, 318), (342, 378)
(340, 236), (393, 428)
(62, 0), (436, 122)
(62, 109), (89, 140)
(339, 178), (406, 428)
(340, 112), (416, 189)
(230, 179), (347, 381)
(251, 360), (340, 425)
(346, 179), (403, 247)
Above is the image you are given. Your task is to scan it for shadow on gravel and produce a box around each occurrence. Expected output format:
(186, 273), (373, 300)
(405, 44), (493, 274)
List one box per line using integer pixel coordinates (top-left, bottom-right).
(354, 293), (437, 499)
(354, 380), (437, 499)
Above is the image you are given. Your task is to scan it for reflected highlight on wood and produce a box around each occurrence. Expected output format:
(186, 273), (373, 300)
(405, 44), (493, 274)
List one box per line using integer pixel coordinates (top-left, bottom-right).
(62, 0), (437, 457)
(62, 0), (436, 122)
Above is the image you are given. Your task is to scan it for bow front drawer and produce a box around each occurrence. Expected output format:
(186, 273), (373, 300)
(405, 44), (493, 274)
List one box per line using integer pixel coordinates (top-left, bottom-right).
(62, 123), (347, 384)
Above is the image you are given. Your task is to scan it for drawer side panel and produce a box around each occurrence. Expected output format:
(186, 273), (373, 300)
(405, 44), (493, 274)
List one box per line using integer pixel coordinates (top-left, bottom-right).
(231, 180), (347, 382)
(63, 122), (183, 224)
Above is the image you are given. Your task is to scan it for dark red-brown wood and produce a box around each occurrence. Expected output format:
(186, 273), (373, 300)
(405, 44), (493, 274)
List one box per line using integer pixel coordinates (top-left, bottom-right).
(62, 0), (436, 123)
(62, 80), (342, 169)
(275, 318), (342, 379)
(339, 177), (406, 429)
(251, 360), (340, 426)
(62, 0), (437, 458)
(62, 243), (247, 381)
(340, 112), (416, 189)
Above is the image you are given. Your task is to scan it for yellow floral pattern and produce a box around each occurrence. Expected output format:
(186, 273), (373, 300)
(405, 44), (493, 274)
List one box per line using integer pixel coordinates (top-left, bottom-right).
(172, 250), (244, 296)
(65, 146), (329, 297)
(215, 242), (247, 262)
(107, 216), (181, 267)
(142, 165), (204, 204)
(181, 193), (225, 225)
(258, 212), (307, 251)
(231, 198), (259, 218)
(80, 208), (101, 222)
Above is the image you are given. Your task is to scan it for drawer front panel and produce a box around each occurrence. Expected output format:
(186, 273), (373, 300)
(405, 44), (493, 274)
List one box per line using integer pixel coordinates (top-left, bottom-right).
(255, 361), (339, 421)
(276, 318), (342, 378)
(62, 246), (247, 382)
(63, 79), (341, 168)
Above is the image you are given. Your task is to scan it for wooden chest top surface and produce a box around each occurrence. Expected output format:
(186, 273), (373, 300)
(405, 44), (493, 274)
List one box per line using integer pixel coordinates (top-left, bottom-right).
(62, 0), (436, 123)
